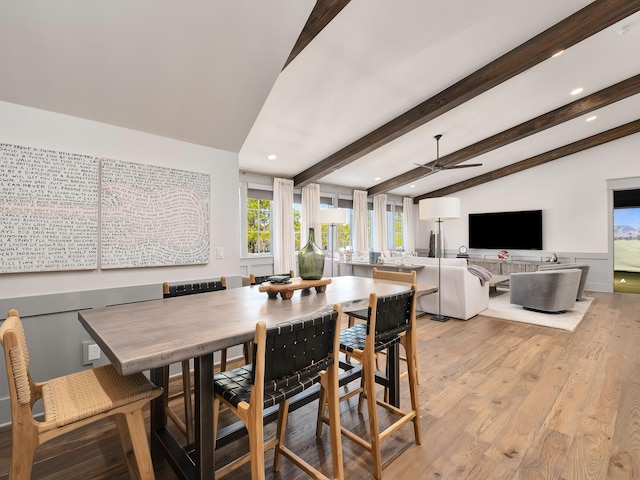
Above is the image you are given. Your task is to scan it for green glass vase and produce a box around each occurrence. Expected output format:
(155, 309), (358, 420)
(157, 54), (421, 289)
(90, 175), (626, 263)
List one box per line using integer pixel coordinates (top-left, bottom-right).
(298, 227), (325, 280)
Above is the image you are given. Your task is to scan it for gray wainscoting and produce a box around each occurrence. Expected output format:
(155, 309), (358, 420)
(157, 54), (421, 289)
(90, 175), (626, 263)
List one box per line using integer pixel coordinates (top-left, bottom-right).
(0, 281), (243, 427)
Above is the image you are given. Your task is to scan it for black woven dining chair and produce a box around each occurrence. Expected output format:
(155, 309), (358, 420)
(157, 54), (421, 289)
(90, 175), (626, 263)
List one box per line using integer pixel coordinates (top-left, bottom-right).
(345, 268), (417, 385)
(213, 307), (344, 480)
(316, 286), (421, 480)
(248, 270), (295, 285)
(162, 278), (226, 445)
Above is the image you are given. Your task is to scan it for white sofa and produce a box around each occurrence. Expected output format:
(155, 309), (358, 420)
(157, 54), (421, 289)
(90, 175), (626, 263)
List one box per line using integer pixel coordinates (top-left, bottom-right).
(382, 256), (489, 320)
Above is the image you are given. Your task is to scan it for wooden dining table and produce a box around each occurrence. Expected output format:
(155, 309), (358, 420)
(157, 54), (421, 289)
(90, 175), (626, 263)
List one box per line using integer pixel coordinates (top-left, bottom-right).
(78, 275), (437, 480)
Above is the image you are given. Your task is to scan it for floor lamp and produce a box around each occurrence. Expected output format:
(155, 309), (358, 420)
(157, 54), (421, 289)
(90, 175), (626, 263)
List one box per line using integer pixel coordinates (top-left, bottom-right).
(318, 207), (348, 277)
(419, 197), (461, 322)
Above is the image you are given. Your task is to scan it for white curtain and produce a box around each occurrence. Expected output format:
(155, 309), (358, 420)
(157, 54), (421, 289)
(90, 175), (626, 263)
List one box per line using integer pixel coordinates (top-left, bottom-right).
(301, 183), (320, 246)
(403, 197), (415, 254)
(373, 194), (387, 252)
(272, 178), (295, 275)
(353, 190), (369, 254)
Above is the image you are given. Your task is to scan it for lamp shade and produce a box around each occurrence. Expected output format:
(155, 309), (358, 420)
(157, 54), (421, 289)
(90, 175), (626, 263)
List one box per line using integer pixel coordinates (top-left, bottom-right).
(419, 197), (461, 220)
(318, 207), (347, 224)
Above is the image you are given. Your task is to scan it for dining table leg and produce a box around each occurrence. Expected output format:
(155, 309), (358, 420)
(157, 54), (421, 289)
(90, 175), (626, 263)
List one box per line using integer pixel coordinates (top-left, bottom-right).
(150, 365), (169, 469)
(194, 353), (215, 480)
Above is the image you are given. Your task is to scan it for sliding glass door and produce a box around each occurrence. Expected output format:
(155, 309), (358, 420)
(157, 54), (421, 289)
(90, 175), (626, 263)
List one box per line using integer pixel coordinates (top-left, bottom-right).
(613, 189), (640, 294)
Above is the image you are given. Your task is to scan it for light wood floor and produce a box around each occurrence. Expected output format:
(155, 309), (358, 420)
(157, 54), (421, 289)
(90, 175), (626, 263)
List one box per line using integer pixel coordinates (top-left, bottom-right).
(1, 290), (638, 479)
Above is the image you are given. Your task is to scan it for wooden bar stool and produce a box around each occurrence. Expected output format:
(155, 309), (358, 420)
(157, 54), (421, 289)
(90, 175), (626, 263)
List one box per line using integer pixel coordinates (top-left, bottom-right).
(317, 287), (421, 480)
(0, 309), (162, 480)
(213, 307), (344, 480)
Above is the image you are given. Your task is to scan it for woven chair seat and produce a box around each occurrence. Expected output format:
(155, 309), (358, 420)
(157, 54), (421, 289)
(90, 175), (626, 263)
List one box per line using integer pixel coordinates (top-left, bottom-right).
(42, 364), (160, 427)
(339, 323), (402, 354)
(214, 357), (333, 410)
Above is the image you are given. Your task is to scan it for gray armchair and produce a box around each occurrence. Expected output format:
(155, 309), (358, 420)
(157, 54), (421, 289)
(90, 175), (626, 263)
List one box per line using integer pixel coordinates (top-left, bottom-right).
(537, 263), (590, 300)
(509, 269), (582, 313)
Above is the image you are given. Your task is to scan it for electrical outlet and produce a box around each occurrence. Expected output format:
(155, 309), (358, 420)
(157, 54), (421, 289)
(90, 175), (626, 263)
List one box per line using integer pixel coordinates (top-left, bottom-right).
(83, 341), (101, 365)
(88, 343), (101, 361)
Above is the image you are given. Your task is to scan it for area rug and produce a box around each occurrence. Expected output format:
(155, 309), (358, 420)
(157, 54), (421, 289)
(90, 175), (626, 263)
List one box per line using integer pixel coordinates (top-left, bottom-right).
(480, 290), (594, 331)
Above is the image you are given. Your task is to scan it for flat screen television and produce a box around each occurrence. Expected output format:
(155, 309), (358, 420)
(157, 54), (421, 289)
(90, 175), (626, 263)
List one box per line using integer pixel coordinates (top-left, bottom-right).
(468, 209), (543, 250)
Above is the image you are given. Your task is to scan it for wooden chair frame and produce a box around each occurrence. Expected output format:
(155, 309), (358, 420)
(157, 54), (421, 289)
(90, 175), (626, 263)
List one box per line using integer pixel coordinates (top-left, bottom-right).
(0, 309), (162, 480)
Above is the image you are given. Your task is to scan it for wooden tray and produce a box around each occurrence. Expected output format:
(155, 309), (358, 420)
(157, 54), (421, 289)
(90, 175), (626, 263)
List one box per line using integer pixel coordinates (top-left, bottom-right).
(258, 277), (332, 299)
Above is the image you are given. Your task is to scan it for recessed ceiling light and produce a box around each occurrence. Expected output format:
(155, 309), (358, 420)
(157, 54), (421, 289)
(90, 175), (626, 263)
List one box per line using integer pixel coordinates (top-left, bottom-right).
(618, 24), (632, 35)
(586, 115), (597, 122)
(551, 50), (565, 58)
(409, 184), (416, 188)
(374, 177), (381, 181)
(571, 87), (584, 96)
(267, 154), (277, 160)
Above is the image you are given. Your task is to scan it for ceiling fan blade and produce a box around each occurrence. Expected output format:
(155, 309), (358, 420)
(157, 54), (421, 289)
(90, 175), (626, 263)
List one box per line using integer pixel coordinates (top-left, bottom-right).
(442, 163), (483, 169)
(415, 136), (482, 173)
(413, 163), (436, 171)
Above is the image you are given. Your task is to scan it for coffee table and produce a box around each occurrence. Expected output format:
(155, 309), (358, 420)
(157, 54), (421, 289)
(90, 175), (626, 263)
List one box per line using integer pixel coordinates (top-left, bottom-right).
(489, 274), (510, 294)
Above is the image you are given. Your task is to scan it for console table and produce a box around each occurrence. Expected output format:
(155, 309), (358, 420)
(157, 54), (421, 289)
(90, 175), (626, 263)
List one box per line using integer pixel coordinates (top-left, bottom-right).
(488, 274), (510, 294)
(338, 261), (424, 278)
(467, 258), (556, 275)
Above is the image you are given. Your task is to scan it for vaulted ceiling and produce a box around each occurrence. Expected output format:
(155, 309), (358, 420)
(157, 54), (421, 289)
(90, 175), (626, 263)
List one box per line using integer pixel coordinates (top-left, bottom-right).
(0, 1), (316, 153)
(2, 1), (639, 204)
(240, 0), (640, 202)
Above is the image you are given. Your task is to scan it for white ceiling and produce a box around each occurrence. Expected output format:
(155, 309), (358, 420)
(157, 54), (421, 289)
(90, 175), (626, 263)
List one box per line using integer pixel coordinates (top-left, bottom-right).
(0, 0), (315, 153)
(1, 1), (638, 200)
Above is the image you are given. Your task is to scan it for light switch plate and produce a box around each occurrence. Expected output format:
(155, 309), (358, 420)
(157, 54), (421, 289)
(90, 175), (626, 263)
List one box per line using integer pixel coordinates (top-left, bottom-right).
(216, 247), (224, 259)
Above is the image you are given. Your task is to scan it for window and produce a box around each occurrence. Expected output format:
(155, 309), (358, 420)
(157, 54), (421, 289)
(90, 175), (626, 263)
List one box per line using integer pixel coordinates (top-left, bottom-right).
(293, 203), (301, 251)
(337, 198), (353, 251)
(336, 210), (352, 250)
(393, 204), (403, 250)
(240, 177), (365, 257)
(369, 200), (404, 252)
(247, 193), (272, 255)
(319, 198), (353, 253)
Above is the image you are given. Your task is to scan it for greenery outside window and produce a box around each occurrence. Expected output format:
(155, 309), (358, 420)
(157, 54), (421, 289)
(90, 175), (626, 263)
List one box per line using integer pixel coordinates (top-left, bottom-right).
(247, 197), (272, 254)
(294, 203), (301, 251)
(393, 204), (403, 250)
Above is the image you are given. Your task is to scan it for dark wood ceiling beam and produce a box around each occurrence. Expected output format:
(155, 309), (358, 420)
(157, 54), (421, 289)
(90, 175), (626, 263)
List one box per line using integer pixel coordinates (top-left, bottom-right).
(293, 0), (640, 188)
(283, 0), (351, 70)
(413, 119), (640, 202)
(368, 73), (640, 195)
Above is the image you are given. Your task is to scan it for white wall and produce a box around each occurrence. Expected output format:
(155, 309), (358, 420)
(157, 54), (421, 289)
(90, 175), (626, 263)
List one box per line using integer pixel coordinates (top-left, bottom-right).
(0, 101), (240, 299)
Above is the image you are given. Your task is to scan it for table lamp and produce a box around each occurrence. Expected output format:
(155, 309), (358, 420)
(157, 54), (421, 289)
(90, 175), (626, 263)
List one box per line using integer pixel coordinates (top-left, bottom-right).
(318, 208), (348, 277)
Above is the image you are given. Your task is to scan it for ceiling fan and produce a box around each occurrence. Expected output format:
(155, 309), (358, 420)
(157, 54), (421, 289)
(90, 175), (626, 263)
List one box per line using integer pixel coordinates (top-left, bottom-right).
(415, 134), (483, 172)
